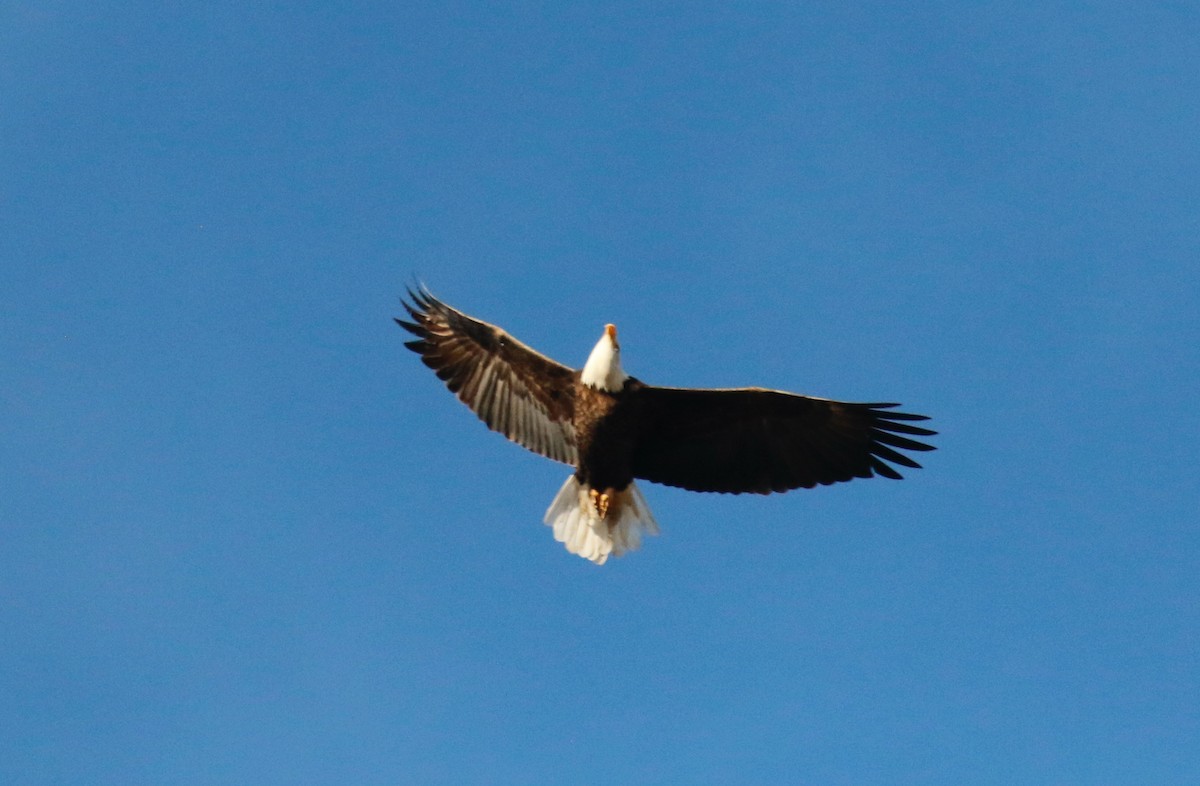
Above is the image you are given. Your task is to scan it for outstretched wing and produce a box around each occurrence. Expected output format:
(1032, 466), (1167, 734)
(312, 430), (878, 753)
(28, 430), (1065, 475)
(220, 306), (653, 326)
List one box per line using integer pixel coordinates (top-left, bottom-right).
(397, 287), (578, 465)
(630, 385), (935, 494)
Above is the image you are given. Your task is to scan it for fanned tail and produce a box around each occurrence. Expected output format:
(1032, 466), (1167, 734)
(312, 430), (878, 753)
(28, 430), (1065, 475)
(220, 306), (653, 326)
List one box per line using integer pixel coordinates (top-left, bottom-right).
(543, 476), (659, 565)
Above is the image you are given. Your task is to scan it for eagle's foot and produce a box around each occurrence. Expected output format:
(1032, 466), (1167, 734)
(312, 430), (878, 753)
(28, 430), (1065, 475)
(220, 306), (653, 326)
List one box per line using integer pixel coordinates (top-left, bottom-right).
(588, 488), (612, 519)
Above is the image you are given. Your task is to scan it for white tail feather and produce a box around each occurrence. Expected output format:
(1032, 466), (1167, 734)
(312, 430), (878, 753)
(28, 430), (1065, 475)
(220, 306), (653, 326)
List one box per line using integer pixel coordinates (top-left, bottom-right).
(543, 476), (659, 565)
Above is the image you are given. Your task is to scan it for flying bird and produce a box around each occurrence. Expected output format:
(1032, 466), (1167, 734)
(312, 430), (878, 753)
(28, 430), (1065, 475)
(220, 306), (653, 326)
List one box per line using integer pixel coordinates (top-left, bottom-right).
(397, 287), (935, 564)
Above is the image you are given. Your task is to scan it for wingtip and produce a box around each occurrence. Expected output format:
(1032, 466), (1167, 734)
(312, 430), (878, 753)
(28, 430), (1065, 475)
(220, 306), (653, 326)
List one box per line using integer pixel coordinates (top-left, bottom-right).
(403, 284), (425, 309)
(401, 277), (449, 323)
(408, 280), (450, 316)
(869, 456), (904, 479)
(395, 318), (425, 337)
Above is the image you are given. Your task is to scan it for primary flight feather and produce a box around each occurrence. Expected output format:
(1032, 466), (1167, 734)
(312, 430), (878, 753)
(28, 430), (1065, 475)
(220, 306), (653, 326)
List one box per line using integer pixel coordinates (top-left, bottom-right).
(397, 286), (935, 564)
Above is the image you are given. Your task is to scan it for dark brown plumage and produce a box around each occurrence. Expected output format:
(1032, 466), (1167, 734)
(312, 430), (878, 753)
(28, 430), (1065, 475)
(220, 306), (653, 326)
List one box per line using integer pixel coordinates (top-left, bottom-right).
(629, 386), (934, 493)
(397, 287), (578, 465)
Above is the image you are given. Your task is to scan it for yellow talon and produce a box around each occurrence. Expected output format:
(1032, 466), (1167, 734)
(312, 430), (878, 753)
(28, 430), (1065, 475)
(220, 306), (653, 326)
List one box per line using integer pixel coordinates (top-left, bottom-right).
(588, 489), (612, 519)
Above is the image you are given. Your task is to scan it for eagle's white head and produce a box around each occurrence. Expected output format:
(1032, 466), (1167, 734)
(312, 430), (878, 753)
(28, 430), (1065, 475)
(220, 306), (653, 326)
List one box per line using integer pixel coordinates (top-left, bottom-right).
(580, 323), (629, 392)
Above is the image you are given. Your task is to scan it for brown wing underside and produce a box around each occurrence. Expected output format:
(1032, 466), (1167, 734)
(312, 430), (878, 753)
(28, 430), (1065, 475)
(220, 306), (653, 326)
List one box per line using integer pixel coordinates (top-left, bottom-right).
(396, 287), (579, 465)
(630, 385), (936, 494)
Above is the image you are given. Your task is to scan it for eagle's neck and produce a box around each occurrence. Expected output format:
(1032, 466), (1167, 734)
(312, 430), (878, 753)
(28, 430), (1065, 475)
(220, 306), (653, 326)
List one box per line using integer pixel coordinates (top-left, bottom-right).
(580, 329), (628, 392)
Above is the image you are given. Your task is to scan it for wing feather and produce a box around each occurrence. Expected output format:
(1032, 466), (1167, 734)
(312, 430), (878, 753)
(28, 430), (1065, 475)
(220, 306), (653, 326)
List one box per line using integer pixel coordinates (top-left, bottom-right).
(630, 386), (935, 494)
(397, 287), (578, 464)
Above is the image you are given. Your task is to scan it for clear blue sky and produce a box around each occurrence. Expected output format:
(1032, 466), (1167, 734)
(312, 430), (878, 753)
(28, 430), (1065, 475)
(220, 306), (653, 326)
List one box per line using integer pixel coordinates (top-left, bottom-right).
(3, 3), (1198, 784)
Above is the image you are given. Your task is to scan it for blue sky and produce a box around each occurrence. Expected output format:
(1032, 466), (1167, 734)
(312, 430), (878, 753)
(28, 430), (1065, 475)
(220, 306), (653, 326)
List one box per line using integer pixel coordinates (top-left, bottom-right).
(3, 3), (1198, 783)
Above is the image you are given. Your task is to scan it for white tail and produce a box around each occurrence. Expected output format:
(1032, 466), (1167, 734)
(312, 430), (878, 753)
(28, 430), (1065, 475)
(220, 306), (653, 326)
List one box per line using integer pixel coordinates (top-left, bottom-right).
(543, 476), (659, 565)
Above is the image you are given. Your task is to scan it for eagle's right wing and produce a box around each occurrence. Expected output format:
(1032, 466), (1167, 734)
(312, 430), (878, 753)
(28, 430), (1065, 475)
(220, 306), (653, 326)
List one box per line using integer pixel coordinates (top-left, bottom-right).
(397, 288), (578, 465)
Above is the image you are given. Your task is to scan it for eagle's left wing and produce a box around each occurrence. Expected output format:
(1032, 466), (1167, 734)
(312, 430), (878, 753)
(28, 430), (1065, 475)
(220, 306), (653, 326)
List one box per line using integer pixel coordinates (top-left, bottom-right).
(629, 385), (935, 494)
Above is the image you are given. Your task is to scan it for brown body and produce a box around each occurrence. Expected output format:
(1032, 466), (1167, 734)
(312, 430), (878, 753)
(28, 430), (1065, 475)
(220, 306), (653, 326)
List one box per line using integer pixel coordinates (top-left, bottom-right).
(572, 378), (642, 502)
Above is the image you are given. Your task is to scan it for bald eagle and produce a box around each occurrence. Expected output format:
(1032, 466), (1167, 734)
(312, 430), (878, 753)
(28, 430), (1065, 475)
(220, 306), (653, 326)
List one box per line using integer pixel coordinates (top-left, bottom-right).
(397, 287), (935, 564)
